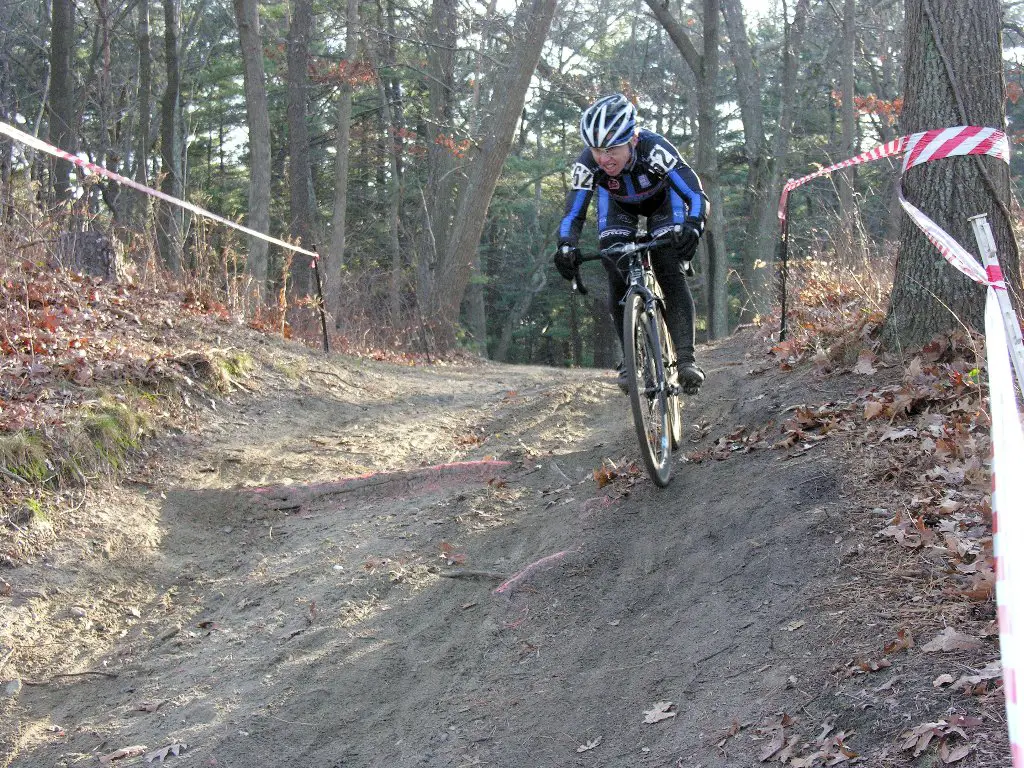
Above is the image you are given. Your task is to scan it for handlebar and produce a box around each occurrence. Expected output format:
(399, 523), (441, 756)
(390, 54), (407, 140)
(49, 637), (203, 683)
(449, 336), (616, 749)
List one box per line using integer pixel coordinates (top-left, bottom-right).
(571, 235), (674, 296)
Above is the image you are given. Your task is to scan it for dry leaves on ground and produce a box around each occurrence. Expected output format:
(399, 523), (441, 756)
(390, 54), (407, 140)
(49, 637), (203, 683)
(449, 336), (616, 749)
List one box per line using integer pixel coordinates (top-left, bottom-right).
(642, 701), (677, 724)
(144, 743), (188, 763)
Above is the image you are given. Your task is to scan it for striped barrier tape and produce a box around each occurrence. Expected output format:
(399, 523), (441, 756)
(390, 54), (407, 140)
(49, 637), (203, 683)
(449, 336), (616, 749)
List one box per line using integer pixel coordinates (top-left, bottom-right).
(0, 120), (319, 259)
(972, 214), (1024, 766)
(780, 126), (1024, 764)
(987, 280), (1024, 764)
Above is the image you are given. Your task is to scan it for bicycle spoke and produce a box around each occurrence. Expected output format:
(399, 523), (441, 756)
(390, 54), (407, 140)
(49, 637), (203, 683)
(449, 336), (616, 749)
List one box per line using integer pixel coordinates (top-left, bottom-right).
(624, 294), (671, 486)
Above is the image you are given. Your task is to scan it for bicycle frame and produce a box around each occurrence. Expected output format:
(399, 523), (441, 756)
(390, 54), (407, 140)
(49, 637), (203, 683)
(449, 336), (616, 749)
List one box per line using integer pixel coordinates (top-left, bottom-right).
(575, 239), (676, 395)
(574, 236), (682, 485)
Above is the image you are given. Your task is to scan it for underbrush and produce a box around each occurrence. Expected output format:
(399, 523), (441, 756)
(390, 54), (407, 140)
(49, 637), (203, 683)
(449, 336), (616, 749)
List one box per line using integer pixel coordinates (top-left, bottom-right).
(756, 240), (1009, 763)
(773, 249), (897, 371)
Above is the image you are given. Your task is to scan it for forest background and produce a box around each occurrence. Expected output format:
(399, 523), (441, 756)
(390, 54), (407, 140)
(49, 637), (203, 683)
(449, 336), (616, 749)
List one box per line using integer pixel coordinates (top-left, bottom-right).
(3, 0), (1024, 365)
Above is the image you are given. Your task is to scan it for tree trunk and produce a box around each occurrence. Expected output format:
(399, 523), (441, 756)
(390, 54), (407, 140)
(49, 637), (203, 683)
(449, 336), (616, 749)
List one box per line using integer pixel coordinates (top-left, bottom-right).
(722, 0), (808, 320)
(157, 0), (184, 274)
(424, 0), (558, 348)
(644, 0), (727, 337)
(881, 0), (1019, 349)
(373, 0), (406, 327)
(133, 0), (153, 237)
(722, 0), (763, 323)
(462, 0), (500, 355)
(285, 0), (318, 302)
(327, 0), (359, 322)
(48, 0), (75, 203)
(700, 0), (727, 338)
(414, 0), (459, 314)
(0, 45), (13, 223)
(233, 0), (272, 304)
(493, 265), (547, 362)
(837, 0), (858, 262)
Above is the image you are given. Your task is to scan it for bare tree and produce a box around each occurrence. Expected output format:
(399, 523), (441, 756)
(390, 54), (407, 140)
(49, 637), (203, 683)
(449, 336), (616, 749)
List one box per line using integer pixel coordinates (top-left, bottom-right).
(233, 0), (272, 303)
(643, 0), (729, 338)
(327, 0), (359, 320)
(424, 0), (559, 347)
(157, 0), (184, 274)
(837, 0), (858, 260)
(131, 0), (153, 237)
(722, 0), (810, 320)
(413, 0), (459, 315)
(48, 0), (75, 202)
(365, 6), (405, 327)
(285, 0), (320, 302)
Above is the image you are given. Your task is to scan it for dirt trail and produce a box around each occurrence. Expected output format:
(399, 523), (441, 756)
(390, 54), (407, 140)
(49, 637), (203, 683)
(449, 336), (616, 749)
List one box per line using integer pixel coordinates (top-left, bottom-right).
(0, 328), (1005, 767)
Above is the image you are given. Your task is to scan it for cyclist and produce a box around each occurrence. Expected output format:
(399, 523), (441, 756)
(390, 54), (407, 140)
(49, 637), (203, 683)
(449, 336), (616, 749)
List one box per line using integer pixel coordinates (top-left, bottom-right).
(553, 93), (707, 394)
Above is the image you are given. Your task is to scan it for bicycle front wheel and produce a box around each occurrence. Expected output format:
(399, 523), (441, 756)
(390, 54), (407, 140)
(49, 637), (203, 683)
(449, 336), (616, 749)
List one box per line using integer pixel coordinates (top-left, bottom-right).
(657, 310), (683, 451)
(623, 293), (672, 486)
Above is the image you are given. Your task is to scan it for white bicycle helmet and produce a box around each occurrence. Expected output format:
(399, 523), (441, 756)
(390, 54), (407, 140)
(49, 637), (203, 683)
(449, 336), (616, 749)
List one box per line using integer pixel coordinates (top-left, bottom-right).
(579, 94), (637, 149)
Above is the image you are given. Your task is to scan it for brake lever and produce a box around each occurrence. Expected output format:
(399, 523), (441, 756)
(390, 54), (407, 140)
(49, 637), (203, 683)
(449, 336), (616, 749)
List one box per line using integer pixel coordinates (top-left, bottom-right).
(572, 267), (589, 295)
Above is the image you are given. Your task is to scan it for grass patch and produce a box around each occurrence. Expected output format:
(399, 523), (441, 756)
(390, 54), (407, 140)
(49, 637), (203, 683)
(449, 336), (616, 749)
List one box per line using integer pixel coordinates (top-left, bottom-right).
(0, 433), (51, 484)
(64, 400), (148, 479)
(0, 398), (150, 491)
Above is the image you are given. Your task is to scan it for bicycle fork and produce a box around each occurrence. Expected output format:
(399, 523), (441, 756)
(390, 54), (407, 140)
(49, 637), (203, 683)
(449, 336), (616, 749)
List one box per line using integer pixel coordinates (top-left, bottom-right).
(625, 287), (676, 399)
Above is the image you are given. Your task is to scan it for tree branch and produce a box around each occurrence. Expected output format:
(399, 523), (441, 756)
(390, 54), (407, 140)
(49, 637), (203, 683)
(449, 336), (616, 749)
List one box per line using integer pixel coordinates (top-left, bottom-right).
(641, 0), (702, 77)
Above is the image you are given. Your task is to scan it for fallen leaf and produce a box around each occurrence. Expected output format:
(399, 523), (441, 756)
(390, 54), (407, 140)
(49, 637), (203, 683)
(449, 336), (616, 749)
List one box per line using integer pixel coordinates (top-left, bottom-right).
(790, 750), (828, 767)
(883, 628), (914, 654)
(900, 721), (972, 757)
(940, 740), (971, 763)
(576, 737), (601, 753)
(717, 719), (742, 747)
(880, 427), (917, 442)
(593, 465), (617, 488)
(863, 400), (885, 420)
(642, 701), (677, 724)
(933, 674), (956, 688)
(852, 350), (877, 375)
(100, 745), (147, 764)
(759, 726), (786, 761)
(145, 743), (188, 763)
(784, 619), (805, 632)
(951, 660), (1002, 690)
(920, 627), (984, 653)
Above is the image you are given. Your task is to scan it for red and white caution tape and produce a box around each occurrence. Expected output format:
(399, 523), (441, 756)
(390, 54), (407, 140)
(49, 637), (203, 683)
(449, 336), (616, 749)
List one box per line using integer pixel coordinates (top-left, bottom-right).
(778, 134), (909, 216)
(0, 120), (318, 259)
(780, 125), (1024, 765)
(987, 288), (1024, 765)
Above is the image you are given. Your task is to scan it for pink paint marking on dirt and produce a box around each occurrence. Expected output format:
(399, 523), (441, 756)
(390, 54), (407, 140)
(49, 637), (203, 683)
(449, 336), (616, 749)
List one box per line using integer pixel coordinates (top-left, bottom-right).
(494, 550), (570, 595)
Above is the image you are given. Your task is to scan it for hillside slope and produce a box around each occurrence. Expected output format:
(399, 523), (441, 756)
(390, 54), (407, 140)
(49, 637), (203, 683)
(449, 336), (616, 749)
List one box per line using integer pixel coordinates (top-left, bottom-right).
(0, 313), (1007, 767)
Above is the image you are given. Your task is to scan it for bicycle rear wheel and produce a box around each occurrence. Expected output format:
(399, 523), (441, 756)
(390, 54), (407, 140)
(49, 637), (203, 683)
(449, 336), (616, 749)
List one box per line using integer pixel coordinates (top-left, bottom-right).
(623, 293), (672, 486)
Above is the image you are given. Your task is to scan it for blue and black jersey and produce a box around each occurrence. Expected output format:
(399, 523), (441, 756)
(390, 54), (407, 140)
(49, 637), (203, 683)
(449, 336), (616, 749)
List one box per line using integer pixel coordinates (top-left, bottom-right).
(557, 129), (708, 247)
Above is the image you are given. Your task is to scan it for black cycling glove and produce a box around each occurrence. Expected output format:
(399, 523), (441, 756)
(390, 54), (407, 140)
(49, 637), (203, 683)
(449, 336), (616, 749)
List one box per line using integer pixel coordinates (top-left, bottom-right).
(672, 219), (702, 259)
(554, 245), (580, 281)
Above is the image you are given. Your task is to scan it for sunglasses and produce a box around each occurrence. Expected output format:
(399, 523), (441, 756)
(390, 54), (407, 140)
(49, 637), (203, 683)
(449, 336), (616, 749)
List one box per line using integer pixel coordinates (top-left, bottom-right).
(591, 142), (631, 156)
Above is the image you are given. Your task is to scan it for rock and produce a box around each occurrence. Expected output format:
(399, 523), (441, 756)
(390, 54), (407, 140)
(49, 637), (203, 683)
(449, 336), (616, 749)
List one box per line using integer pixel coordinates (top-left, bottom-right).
(4, 679), (22, 697)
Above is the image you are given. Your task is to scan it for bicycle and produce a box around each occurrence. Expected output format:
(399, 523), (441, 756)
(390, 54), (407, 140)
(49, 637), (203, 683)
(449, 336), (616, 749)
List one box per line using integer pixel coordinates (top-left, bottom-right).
(572, 235), (687, 487)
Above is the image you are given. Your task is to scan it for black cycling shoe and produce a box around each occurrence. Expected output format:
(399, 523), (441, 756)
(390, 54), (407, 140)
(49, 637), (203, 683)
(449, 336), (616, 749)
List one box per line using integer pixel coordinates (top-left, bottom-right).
(680, 363), (705, 395)
(615, 363), (630, 395)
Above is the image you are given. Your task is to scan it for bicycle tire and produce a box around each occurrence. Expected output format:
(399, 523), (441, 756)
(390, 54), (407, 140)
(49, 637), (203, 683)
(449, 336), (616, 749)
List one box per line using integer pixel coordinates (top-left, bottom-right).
(657, 309), (683, 451)
(623, 293), (672, 486)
